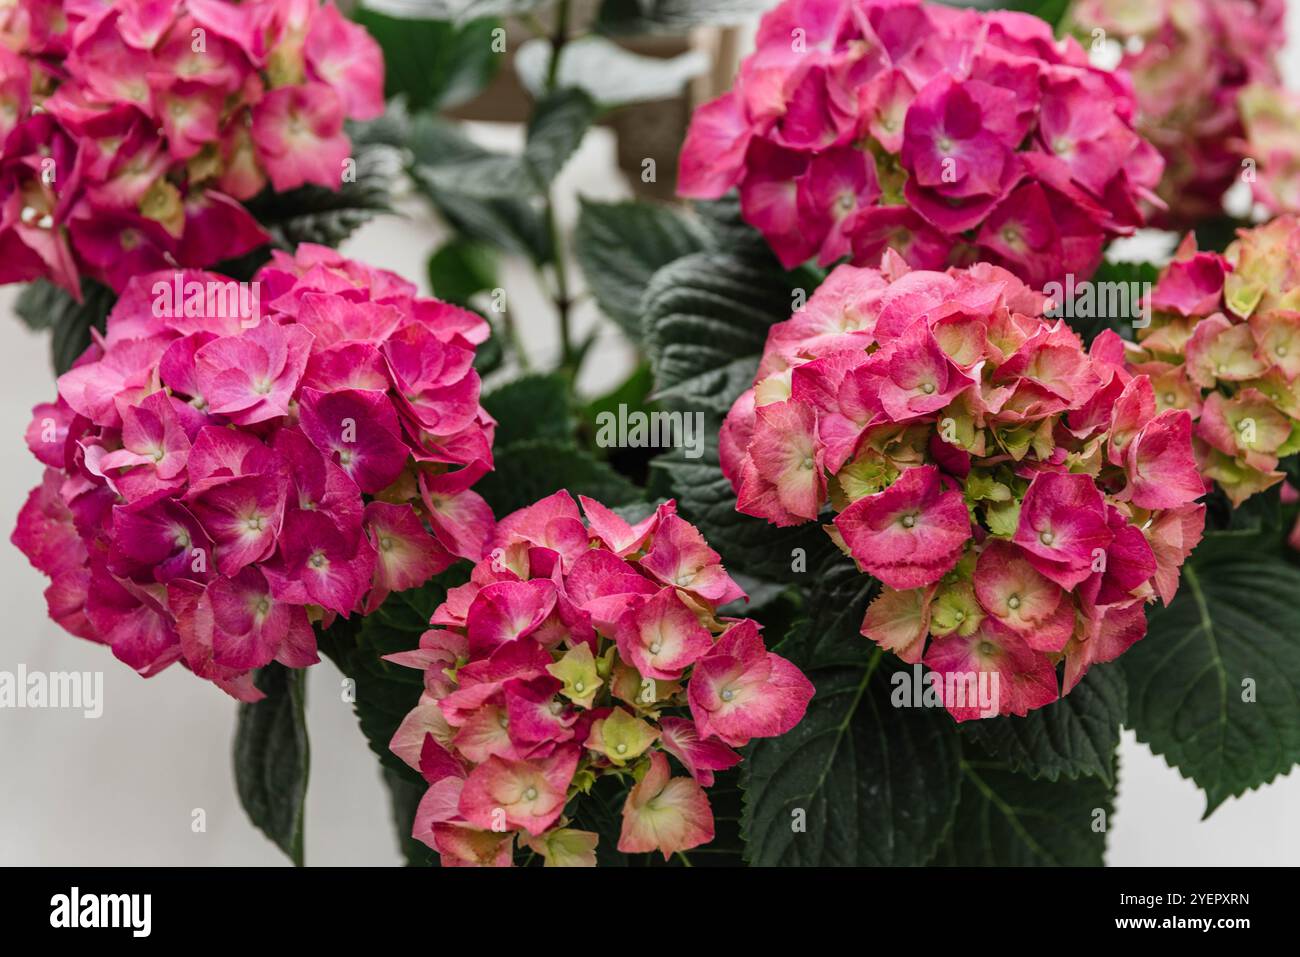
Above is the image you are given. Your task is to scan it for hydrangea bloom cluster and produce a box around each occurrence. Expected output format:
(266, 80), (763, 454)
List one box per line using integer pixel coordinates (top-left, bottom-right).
(386, 491), (814, 866)
(0, 0), (383, 293)
(678, 0), (1162, 288)
(719, 253), (1205, 720)
(11, 244), (494, 699)
(1238, 83), (1300, 216)
(1065, 0), (1287, 227)
(1128, 216), (1300, 507)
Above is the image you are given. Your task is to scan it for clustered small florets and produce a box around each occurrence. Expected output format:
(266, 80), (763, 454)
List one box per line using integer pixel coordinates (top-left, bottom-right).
(12, 244), (494, 698)
(1129, 215), (1300, 507)
(678, 0), (1161, 288)
(0, 0), (384, 292)
(387, 491), (814, 866)
(720, 252), (1206, 719)
(1066, 0), (1291, 226)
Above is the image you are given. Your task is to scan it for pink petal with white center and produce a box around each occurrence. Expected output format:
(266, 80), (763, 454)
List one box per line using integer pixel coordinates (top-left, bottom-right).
(195, 322), (313, 425)
(737, 399), (827, 526)
(1013, 471), (1113, 590)
(973, 539), (1064, 639)
(187, 472), (288, 576)
(617, 751), (715, 859)
(922, 618), (1058, 721)
(363, 501), (453, 611)
(638, 514), (745, 605)
(251, 83), (351, 192)
(614, 586), (715, 681)
(504, 675), (577, 750)
(297, 386), (409, 494)
(834, 465), (971, 589)
(465, 579), (558, 657)
(458, 748), (580, 836)
(687, 620), (814, 747)
(304, 4), (385, 119)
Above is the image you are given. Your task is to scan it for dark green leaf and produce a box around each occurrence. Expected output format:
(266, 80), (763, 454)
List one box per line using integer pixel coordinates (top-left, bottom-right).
(233, 663), (310, 866)
(934, 748), (1114, 866)
(244, 139), (399, 249)
(476, 437), (643, 514)
(482, 373), (574, 448)
(416, 153), (534, 201)
(316, 570), (469, 865)
(523, 88), (597, 189)
(961, 663), (1126, 785)
(15, 278), (117, 375)
(1001, 0), (1073, 31)
(574, 198), (710, 338)
(643, 250), (815, 414)
(1123, 542), (1300, 814)
(1055, 260), (1160, 346)
(651, 427), (841, 584)
(514, 36), (707, 106)
(741, 643), (962, 865)
(404, 115), (552, 262)
(353, 8), (501, 110)
(427, 237), (499, 305)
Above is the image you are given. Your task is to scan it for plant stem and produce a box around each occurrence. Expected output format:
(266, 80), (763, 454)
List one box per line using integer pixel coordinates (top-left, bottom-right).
(545, 195), (575, 376)
(543, 0), (578, 384)
(547, 0), (571, 90)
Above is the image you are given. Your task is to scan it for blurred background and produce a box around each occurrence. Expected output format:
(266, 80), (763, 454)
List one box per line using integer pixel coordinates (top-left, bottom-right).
(3, 0), (1300, 865)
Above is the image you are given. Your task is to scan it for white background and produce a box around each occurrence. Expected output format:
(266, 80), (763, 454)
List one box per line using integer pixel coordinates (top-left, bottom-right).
(2, 3), (1300, 866)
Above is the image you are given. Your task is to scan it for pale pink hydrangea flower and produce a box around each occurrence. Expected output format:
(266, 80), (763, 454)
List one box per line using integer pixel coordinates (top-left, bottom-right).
(1067, 0), (1287, 227)
(1130, 217), (1300, 513)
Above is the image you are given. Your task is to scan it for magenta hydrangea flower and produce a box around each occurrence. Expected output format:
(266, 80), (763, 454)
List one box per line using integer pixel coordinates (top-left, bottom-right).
(386, 491), (814, 866)
(1067, 0), (1286, 227)
(679, 0), (1162, 288)
(11, 245), (495, 699)
(722, 253), (1206, 720)
(0, 0), (384, 294)
(1130, 216), (1300, 508)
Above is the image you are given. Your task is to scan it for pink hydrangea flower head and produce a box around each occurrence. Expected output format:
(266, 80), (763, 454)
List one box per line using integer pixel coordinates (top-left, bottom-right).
(385, 491), (814, 865)
(679, 0), (1162, 287)
(1131, 217), (1300, 508)
(0, 0), (385, 294)
(726, 256), (1206, 719)
(1067, 0), (1287, 227)
(12, 251), (494, 697)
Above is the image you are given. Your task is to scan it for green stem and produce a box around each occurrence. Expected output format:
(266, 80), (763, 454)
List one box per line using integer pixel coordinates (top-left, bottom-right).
(543, 0), (577, 384)
(545, 196), (575, 377)
(547, 0), (571, 91)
